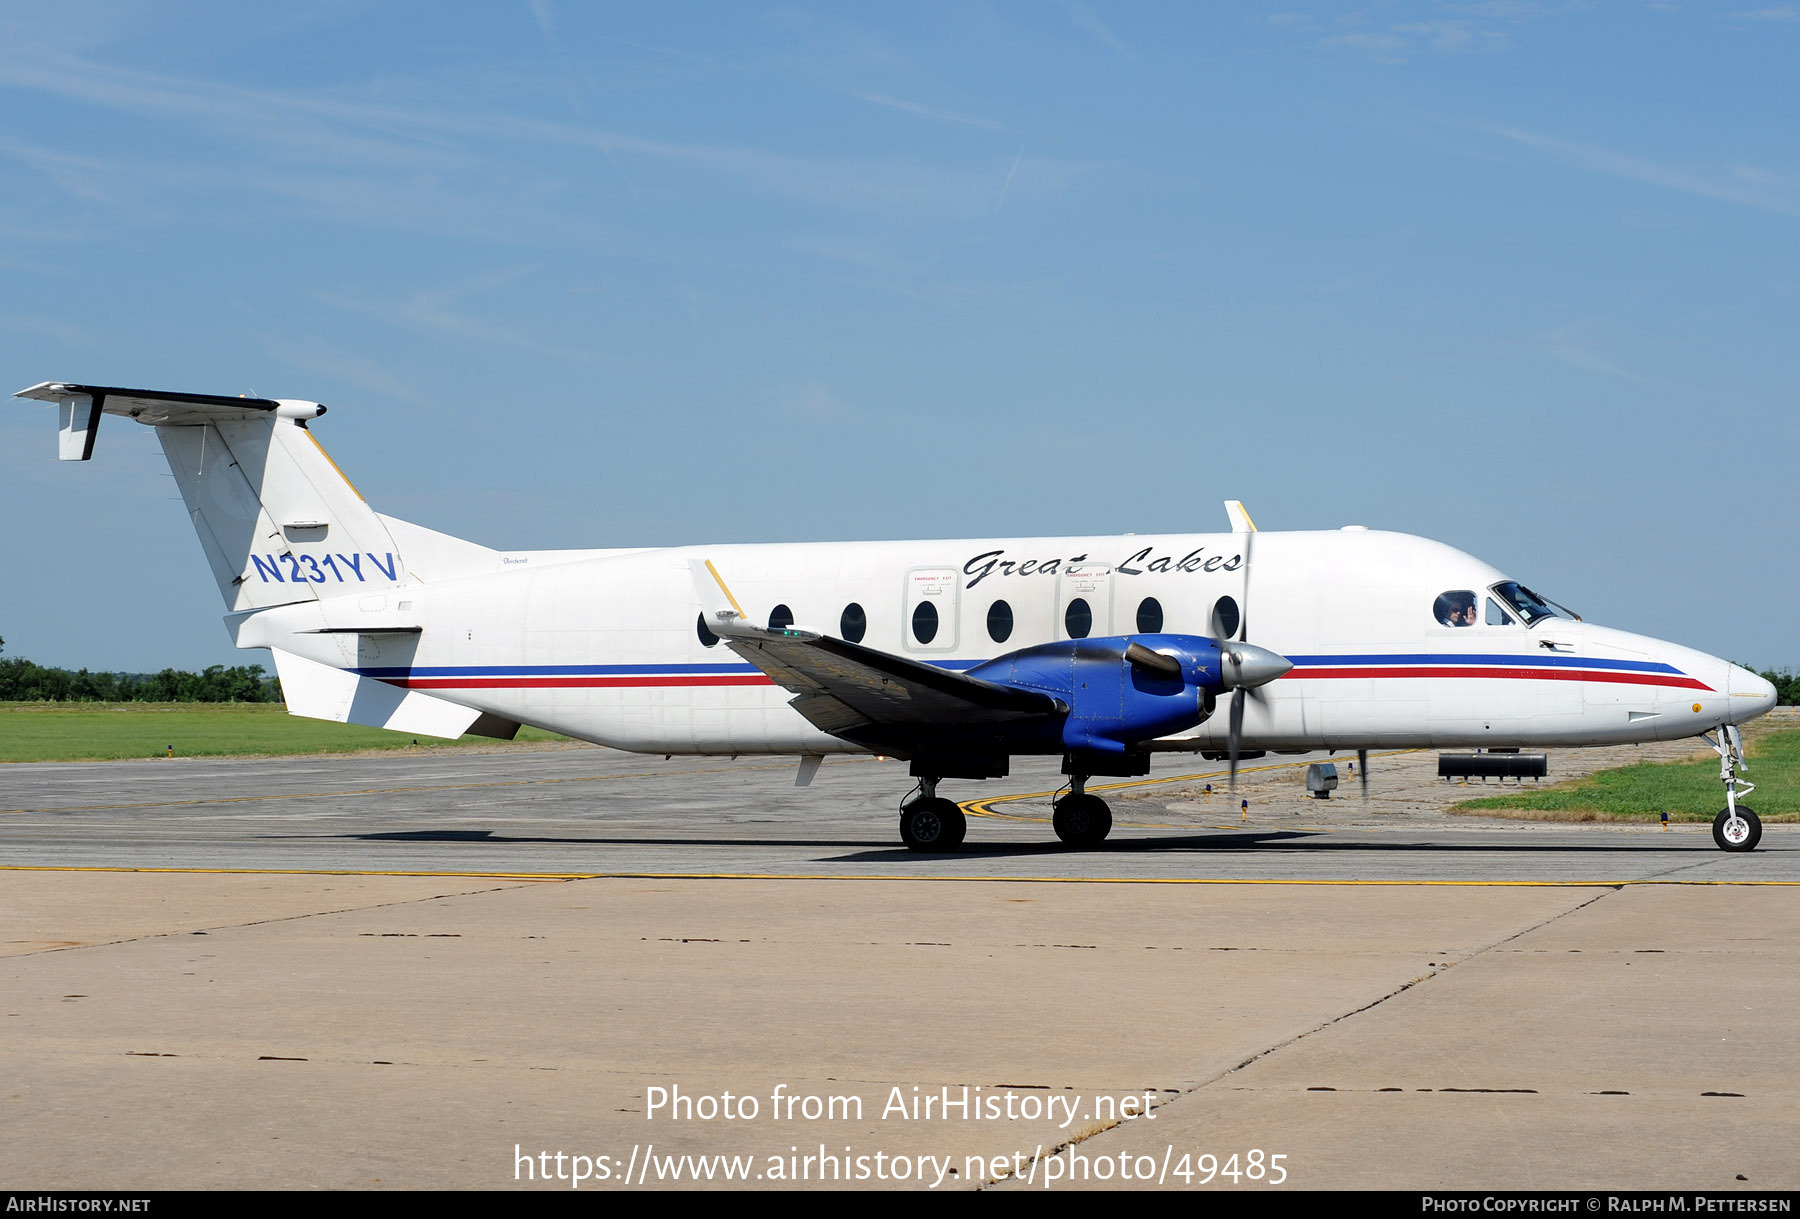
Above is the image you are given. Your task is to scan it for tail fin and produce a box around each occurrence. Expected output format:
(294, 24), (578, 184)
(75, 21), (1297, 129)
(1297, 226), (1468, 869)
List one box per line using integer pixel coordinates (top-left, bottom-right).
(15, 382), (478, 612)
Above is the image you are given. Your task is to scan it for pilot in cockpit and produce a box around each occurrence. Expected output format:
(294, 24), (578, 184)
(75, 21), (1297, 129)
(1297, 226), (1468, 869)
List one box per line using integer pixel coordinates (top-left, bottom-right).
(1433, 590), (1477, 627)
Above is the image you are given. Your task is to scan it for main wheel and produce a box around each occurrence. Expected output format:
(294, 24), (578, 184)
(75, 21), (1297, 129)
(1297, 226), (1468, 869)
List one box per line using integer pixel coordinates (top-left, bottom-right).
(900, 797), (966, 852)
(1052, 794), (1112, 848)
(1713, 806), (1762, 853)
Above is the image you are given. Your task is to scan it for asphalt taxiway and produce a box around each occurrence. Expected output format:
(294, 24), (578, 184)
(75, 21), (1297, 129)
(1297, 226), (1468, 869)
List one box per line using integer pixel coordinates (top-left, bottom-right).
(3, 737), (1793, 881)
(1, 733), (1795, 1190)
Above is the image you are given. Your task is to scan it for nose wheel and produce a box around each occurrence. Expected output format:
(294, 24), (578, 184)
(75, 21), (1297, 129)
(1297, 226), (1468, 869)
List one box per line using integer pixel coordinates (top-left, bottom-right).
(1713, 807), (1762, 853)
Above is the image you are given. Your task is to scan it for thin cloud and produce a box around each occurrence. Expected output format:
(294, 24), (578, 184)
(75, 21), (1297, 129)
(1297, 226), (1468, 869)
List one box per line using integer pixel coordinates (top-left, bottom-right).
(768, 382), (854, 423)
(314, 272), (603, 363)
(1052, 0), (1129, 53)
(260, 334), (436, 408)
(995, 145), (1025, 213)
(1321, 20), (1511, 61)
(1483, 124), (1800, 217)
(0, 50), (1073, 226)
(846, 90), (1009, 134)
(0, 315), (96, 346)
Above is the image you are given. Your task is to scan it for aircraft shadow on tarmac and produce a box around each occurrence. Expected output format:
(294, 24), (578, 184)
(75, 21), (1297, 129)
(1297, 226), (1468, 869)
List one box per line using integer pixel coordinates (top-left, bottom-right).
(307, 827), (1725, 863)
(826, 832), (1721, 863)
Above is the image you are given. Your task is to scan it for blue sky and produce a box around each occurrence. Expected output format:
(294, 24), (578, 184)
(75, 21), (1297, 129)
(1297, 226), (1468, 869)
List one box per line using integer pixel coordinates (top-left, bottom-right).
(2, 1), (1795, 673)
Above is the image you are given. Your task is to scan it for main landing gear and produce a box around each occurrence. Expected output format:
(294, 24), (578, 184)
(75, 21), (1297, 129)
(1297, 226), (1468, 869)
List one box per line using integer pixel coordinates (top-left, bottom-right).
(1706, 726), (1761, 853)
(1052, 774), (1112, 848)
(899, 779), (966, 853)
(897, 763), (1120, 853)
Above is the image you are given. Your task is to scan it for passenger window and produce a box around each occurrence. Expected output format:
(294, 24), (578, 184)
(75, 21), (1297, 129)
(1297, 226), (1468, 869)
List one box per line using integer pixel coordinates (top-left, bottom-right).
(1211, 596), (1240, 641)
(1485, 597), (1515, 627)
(696, 613), (718, 648)
(1065, 598), (1092, 639)
(768, 604), (794, 630)
(840, 602), (867, 643)
(987, 600), (1013, 643)
(912, 600), (939, 645)
(1433, 591), (1477, 628)
(1136, 596), (1163, 634)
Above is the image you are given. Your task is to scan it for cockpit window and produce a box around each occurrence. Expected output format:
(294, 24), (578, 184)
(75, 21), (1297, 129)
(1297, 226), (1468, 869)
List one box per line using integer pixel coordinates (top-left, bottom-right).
(1490, 581), (1574, 628)
(1485, 597), (1515, 627)
(1433, 590), (1477, 628)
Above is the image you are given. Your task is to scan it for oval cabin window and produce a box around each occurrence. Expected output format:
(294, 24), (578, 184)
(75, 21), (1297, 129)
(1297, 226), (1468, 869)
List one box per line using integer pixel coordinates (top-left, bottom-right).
(1064, 598), (1092, 639)
(840, 602), (867, 643)
(912, 600), (939, 645)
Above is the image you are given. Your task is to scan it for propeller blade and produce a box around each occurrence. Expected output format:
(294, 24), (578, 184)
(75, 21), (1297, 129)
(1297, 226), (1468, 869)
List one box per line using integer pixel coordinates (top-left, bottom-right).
(1238, 527), (1254, 642)
(1358, 747), (1368, 799)
(1222, 500), (1256, 643)
(1125, 641), (1182, 679)
(1228, 687), (1245, 791)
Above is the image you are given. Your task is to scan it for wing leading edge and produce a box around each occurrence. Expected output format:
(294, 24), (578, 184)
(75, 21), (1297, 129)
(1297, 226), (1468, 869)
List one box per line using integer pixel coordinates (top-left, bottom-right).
(726, 629), (1066, 752)
(690, 556), (1065, 755)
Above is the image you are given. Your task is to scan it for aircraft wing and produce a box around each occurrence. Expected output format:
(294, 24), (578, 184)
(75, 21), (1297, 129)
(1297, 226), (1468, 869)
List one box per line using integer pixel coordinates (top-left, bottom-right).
(689, 556), (1063, 751)
(725, 630), (1064, 745)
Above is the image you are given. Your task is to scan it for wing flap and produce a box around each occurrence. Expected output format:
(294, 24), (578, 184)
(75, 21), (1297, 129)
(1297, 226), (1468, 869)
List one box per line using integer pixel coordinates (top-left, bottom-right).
(726, 632), (1061, 734)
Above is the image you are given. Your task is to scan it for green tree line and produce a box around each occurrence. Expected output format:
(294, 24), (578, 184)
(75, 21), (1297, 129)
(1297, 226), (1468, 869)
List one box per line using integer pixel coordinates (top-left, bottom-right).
(0, 637), (278, 703)
(1758, 668), (1800, 707)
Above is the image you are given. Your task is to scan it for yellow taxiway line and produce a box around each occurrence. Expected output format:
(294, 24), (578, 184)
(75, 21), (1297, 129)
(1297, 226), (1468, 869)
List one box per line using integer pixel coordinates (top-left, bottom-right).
(960, 749), (1419, 827)
(0, 865), (1793, 887)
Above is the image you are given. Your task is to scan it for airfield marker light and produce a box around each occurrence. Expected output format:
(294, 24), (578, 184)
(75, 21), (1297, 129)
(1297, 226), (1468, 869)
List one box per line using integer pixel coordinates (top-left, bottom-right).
(1661, 811), (1669, 831)
(166, 744), (173, 757)
(1241, 798), (1248, 821)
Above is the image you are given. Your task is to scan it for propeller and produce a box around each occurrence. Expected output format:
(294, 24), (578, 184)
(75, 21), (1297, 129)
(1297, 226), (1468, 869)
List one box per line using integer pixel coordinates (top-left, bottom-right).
(1220, 639), (1291, 790)
(1219, 503), (1292, 791)
(1228, 686), (1246, 789)
(1237, 519), (1254, 642)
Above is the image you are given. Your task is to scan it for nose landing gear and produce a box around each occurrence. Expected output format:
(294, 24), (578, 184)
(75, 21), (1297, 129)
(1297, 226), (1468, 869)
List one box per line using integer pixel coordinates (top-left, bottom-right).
(1707, 726), (1761, 853)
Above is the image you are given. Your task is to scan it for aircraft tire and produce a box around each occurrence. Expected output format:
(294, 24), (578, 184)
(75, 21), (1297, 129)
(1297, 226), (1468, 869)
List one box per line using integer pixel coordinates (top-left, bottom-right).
(1052, 794), (1112, 848)
(1713, 806), (1762, 853)
(900, 798), (966, 853)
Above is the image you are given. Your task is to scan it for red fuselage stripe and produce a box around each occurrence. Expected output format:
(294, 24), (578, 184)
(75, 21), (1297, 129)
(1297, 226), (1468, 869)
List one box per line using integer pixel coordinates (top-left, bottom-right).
(392, 668), (1711, 692)
(1285, 666), (1713, 691)
(397, 675), (776, 690)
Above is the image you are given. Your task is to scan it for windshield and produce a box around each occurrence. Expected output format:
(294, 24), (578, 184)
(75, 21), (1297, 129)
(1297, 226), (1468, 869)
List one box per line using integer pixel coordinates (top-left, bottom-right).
(1490, 581), (1576, 628)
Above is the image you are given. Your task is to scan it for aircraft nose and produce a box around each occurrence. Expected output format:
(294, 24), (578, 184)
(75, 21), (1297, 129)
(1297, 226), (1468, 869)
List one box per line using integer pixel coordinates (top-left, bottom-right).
(1726, 663), (1778, 724)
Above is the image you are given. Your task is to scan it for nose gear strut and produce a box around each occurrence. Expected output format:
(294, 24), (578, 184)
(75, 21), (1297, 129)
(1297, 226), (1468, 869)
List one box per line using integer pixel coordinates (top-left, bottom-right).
(1705, 725), (1761, 852)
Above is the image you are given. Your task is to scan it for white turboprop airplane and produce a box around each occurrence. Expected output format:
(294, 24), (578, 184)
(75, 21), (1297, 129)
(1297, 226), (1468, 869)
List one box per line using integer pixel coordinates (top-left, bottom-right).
(16, 382), (1779, 853)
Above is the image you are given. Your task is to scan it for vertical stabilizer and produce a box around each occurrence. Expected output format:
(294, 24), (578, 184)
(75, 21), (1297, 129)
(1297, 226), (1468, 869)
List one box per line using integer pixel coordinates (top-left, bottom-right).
(160, 415), (409, 612)
(14, 383), (426, 612)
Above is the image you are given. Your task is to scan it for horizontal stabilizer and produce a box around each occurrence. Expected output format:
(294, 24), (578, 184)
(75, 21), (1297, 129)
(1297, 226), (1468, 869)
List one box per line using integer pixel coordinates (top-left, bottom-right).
(17, 382), (325, 460)
(272, 648), (498, 740)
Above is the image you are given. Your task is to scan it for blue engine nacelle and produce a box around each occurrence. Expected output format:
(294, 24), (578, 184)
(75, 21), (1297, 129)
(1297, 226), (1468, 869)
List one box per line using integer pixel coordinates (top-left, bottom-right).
(967, 634), (1229, 755)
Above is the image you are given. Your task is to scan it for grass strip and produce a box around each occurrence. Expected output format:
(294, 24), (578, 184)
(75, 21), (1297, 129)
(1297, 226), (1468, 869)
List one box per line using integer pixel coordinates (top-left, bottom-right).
(0, 702), (570, 762)
(1454, 729), (1799, 822)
